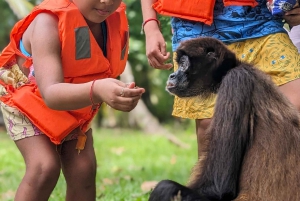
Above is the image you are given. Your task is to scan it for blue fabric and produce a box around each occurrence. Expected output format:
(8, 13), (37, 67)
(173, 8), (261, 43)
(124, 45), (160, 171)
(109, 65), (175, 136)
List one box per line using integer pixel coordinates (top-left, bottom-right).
(19, 39), (31, 57)
(171, 0), (287, 51)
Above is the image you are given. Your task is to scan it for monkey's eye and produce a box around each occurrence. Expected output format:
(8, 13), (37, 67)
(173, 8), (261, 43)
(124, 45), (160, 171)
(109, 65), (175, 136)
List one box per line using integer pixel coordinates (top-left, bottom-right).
(207, 52), (217, 61)
(179, 55), (190, 72)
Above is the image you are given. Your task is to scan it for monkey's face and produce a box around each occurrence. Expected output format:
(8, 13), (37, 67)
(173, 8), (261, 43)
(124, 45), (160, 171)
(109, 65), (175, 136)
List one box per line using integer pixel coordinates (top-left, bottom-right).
(166, 37), (238, 98)
(166, 48), (218, 98)
(166, 54), (202, 97)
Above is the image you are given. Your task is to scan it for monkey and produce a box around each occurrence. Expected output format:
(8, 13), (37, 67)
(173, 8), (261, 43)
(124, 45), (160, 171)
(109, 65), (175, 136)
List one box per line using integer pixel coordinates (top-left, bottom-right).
(148, 37), (300, 201)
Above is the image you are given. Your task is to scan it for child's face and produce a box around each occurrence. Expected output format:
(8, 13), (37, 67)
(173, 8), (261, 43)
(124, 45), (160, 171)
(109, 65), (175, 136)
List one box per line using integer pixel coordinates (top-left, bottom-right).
(73, 0), (122, 24)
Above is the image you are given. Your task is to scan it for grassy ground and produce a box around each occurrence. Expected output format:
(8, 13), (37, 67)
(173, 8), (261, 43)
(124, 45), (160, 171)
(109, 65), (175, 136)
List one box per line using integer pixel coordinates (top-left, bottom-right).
(0, 127), (198, 201)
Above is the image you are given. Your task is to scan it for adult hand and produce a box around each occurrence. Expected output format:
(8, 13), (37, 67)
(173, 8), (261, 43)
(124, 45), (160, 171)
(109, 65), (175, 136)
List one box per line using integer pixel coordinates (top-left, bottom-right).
(145, 29), (173, 70)
(284, 7), (300, 27)
(93, 78), (145, 112)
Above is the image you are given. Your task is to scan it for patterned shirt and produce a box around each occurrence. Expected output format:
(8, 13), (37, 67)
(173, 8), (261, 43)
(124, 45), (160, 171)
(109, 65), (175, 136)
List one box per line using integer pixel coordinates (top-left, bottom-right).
(171, 0), (287, 51)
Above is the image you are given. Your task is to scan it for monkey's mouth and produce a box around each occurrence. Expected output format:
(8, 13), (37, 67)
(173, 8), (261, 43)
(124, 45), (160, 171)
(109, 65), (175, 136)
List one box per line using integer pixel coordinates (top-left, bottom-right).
(166, 82), (176, 96)
(166, 81), (175, 89)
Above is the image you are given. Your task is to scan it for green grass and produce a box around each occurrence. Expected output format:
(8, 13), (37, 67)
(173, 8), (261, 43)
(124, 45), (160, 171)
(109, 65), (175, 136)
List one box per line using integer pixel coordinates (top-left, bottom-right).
(0, 127), (198, 201)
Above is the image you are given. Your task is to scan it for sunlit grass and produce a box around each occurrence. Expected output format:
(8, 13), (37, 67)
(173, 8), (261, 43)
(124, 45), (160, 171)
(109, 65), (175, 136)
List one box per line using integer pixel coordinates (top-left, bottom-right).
(0, 127), (198, 201)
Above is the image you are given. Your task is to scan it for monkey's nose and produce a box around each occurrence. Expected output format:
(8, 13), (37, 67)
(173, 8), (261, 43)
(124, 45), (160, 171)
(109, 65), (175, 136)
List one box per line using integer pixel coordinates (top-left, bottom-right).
(166, 81), (175, 87)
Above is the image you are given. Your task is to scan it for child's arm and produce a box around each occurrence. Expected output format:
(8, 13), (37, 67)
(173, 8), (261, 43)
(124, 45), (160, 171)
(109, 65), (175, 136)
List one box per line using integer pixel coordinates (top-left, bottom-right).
(27, 13), (144, 112)
(141, 0), (172, 70)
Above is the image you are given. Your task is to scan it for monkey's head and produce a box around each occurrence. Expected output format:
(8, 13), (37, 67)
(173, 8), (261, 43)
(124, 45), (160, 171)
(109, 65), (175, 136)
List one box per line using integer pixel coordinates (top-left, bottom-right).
(166, 37), (239, 97)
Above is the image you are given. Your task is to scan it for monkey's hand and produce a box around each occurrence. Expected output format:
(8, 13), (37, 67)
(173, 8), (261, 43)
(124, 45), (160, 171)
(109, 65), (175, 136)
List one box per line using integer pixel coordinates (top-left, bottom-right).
(148, 180), (211, 201)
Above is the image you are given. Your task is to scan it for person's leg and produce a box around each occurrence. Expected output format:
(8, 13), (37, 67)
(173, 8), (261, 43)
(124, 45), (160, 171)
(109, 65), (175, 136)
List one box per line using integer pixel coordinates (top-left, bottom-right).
(278, 78), (300, 112)
(60, 129), (97, 201)
(195, 119), (211, 159)
(14, 135), (61, 201)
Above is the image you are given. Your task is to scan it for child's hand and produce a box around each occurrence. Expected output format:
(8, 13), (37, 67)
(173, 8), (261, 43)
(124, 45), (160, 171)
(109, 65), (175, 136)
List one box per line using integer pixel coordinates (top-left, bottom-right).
(284, 7), (300, 27)
(145, 29), (173, 70)
(93, 78), (145, 112)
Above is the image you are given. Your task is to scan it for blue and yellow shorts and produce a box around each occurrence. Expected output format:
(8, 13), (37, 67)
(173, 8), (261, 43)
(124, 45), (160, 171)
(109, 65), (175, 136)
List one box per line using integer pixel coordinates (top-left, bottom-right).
(172, 33), (300, 120)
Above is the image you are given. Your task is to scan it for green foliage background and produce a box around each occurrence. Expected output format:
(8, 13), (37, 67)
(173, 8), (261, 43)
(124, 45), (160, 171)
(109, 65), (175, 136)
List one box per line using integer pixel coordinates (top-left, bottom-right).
(0, 0), (18, 49)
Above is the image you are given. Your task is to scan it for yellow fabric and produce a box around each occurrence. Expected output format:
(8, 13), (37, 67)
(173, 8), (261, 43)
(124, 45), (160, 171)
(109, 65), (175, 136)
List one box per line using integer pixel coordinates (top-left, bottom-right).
(172, 33), (300, 120)
(0, 64), (28, 90)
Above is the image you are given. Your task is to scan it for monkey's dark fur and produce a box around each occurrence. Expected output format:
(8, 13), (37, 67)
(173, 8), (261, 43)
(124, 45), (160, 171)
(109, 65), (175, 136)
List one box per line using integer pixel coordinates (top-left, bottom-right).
(149, 37), (300, 201)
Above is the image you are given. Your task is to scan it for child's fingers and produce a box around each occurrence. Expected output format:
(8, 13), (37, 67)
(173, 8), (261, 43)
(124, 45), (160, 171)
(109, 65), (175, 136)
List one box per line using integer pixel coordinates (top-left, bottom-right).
(110, 96), (141, 112)
(117, 90), (144, 99)
(126, 82), (136, 89)
(123, 88), (145, 97)
(116, 84), (145, 97)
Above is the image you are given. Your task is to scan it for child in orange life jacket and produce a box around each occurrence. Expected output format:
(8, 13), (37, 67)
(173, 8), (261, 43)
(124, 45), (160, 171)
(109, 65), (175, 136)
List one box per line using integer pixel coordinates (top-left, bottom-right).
(0, 0), (145, 200)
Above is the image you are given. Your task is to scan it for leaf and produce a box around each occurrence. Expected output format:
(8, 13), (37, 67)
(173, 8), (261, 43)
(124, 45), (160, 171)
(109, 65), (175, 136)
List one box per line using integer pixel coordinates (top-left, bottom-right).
(170, 155), (177, 165)
(102, 178), (115, 185)
(140, 181), (158, 192)
(111, 147), (125, 155)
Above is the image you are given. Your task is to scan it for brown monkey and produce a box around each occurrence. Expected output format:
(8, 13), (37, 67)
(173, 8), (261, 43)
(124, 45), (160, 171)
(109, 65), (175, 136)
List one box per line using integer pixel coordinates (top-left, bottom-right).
(149, 37), (300, 201)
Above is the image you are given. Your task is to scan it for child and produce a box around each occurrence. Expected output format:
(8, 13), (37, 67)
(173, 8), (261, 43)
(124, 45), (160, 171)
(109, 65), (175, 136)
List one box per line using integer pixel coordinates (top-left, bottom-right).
(0, 0), (145, 200)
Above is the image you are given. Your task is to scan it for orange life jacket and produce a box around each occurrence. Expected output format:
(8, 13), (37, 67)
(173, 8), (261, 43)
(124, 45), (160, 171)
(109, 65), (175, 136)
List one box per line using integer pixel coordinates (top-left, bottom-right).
(0, 0), (129, 148)
(152, 0), (258, 25)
